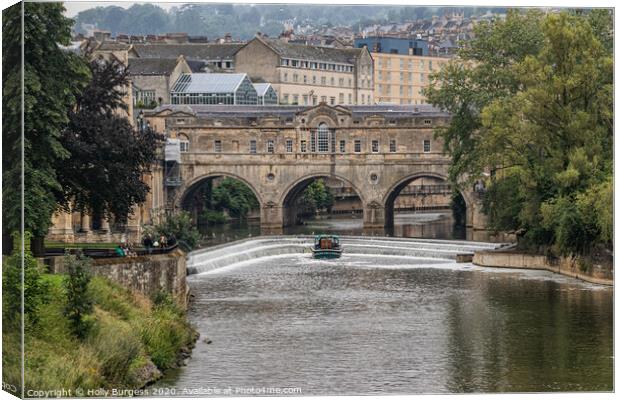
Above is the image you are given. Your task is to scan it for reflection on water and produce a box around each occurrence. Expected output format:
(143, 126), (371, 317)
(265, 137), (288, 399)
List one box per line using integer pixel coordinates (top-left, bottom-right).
(152, 254), (613, 395)
(198, 212), (463, 247)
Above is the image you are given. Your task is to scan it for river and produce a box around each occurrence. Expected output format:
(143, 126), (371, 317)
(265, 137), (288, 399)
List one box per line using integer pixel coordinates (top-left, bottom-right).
(151, 237), (613, 395)
(198, 211), (464, 247)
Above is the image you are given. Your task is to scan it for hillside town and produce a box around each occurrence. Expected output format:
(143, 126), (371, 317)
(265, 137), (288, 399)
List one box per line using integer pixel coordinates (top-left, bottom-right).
(70, 11), (492, 120)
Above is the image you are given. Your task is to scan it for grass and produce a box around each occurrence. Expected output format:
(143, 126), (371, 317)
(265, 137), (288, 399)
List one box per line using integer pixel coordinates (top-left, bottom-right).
(3, 273), (197, 393)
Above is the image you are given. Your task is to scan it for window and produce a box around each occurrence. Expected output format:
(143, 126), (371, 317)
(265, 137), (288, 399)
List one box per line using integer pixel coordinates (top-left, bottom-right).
(300, 140), (307, 153)
(321, 76), (326, 85)
(283, 72), (288, 82)
(424, 119), (432, 125)
(330, 77), (335, 86)
(372, 140), (379, 153)
(354, 140), (362, 153)
(292, 94), (299, 105)
(214, 140), (222, 153)
(389, 139), (396, 153)
(423, 139), (431, 153)
(429, 60), (433, 70)
(386, 59), (391, 68)
(286, 139), (293, 153)
(303, 75), (307, 83)
(378, 70), (383, 80)
(348, 93), (352, 104)
(313, 76), (317, 84)
(179, 135), (189, 152)
(348, 78), (352, 87)
(249, 140), (257, 154)
(312, 95), (317, 105)
(339, 140), (346, 153)
(302, 95), (308, 105)
(339, 93), (344, 104)
(339, 78), (344, 86)
(321, 96), (327, 103)
(400, 72), (404, 83)
(267, 140), (275, 153)
(293, 74), (298, 82)
(282, 94), (289, 104)
(400, 59), (404, 69)
(330, 96), (335, 105)
(317, 123), (330, 152)
(420, 73), (425, 83)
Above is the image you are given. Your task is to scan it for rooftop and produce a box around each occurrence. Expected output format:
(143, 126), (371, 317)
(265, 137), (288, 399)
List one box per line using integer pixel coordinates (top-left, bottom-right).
(259, 38), (365, 65)
(252, 83), (272, 97)
(133, 43), (243, 60)
(148, 104), (448, 118)
(127, 58), (180, 76)
(171, 73), (250, 94)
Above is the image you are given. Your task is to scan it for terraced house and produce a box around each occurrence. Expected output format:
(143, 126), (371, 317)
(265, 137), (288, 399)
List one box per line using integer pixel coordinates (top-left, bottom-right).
(234, 36), (374, 106)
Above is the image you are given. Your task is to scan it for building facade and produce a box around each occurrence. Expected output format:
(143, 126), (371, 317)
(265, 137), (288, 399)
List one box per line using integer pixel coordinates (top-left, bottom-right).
(235, 37), (374, 106)
(129, 56), (193, 107)
(354, 36), (451, 104)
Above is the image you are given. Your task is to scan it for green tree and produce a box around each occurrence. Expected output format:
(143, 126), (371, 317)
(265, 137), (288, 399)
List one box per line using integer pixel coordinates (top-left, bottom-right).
(2, 3), (90, 251)
(63, 252), (94, 339)
(211, 178), (260, 219)
(57, 55), (164, 225)
(146, 211), (201, 250)
(428, 10), (612, 255)
(297, 179), (334, 216)
(424, 9), (545, 184)
(2, 232), (48, 329)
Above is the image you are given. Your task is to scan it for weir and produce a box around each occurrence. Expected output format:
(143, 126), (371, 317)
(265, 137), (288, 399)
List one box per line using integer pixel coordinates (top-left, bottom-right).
(186, 235), (505, 275)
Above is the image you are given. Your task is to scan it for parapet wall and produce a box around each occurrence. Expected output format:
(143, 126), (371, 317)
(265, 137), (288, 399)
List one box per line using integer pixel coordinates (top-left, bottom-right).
(47, 250), (189, 308)
(473, 251), (613, 286)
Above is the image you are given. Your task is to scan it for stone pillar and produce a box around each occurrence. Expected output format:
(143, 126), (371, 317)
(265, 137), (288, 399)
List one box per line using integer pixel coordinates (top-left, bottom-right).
(126, 205), (142, 244)
(47, 211), (75, 242)
(362, 201), (386, 236)
(80, 213), (91, 233)
(260, 201), (284, 235)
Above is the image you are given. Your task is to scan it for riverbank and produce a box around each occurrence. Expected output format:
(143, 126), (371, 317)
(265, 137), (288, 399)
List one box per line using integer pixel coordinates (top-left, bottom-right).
(2, 273), (198, 396)
(473, 250), (613, 286)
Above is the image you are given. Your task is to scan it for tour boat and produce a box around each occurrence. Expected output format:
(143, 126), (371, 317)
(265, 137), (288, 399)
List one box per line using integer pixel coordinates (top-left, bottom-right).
(311, 234), (343, 259)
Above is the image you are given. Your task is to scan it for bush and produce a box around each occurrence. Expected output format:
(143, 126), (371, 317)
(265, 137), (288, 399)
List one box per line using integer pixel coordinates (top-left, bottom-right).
(2, 231), (48, 329)
(144, 210), (201, 250)
(63, 252), (94, 339)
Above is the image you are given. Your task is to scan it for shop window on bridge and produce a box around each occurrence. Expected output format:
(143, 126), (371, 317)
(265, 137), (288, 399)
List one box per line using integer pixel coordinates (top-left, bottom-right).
(301, 140), (307, 153)
(339, 140), (346, 153)
(286, 139), (293, 153)
(390, 139), (397, 153)
(214, 140), (222, 153)
(267, 140), (275, 153)
(423, 139), (431, 153)
(354, 139), (362, 153)
(179, 134), (190, 153)
(372, 140), (379, 153)
(249, 140), (257, 154)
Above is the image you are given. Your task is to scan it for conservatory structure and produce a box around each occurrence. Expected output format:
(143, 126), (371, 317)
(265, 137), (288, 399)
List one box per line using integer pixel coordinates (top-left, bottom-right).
(170, 73), (258, 105)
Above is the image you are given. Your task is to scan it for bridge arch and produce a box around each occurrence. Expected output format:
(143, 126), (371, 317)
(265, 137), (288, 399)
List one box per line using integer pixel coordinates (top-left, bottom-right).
(279, 173), (367, 227)
(176, 171), (264, 212)
(382, 172), (474, 232)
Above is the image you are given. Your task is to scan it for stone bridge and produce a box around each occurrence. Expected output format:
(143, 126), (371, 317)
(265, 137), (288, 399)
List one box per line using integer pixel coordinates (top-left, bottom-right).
(145, 103), (489, 240)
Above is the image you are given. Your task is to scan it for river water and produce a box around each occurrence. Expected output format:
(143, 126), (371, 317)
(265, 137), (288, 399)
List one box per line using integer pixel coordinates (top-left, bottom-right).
(152, 244), (613, 395)
(198, 211), (463, 247)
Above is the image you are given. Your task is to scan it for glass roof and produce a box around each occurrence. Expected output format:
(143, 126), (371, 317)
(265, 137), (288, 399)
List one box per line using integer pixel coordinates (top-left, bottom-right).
(171, 73), (249, 94)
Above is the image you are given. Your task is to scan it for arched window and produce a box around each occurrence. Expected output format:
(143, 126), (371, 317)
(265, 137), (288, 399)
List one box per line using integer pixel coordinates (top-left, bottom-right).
(178, 133), (190, 153)
(317, 123), (330, 153)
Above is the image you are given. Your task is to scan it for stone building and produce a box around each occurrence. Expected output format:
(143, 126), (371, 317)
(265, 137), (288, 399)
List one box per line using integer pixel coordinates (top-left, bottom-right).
(128, 55), (193, 107)
(234, 36), (374, 106)
(354, 36), (451, 105)
(131, 43), (243, 71)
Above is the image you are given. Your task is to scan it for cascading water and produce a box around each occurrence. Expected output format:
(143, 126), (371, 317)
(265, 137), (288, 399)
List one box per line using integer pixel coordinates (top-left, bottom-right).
(187, 235), (505, 275)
